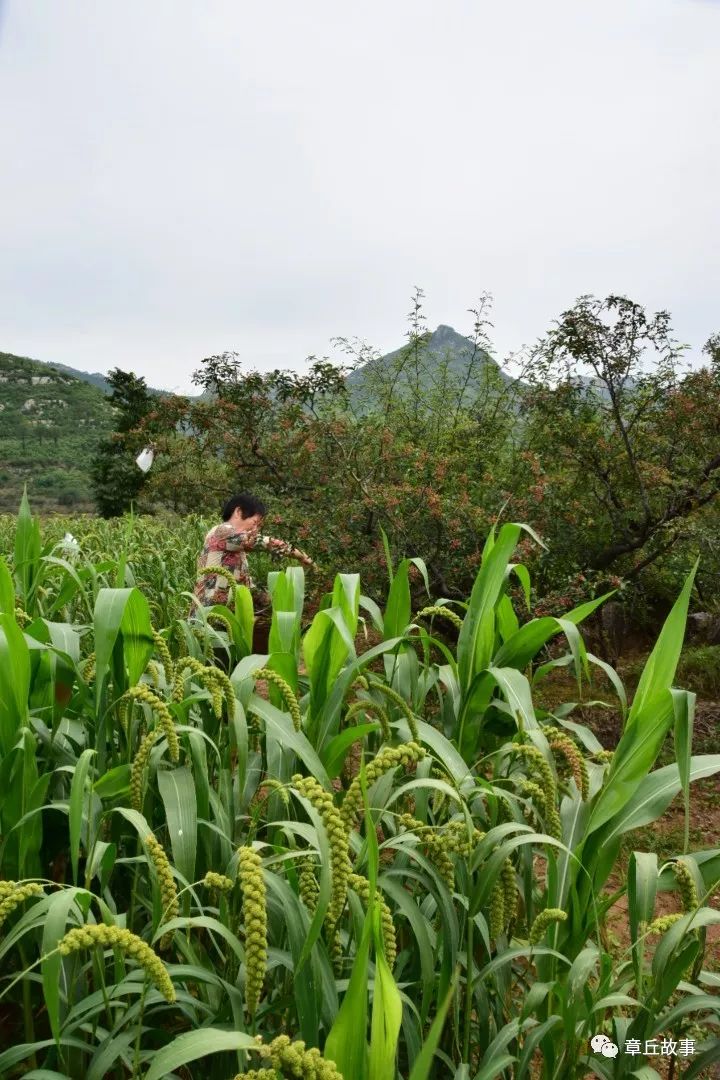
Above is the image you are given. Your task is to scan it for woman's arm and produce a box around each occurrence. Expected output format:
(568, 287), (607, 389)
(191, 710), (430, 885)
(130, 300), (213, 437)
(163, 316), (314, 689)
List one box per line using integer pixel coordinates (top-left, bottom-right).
(219, 525), (259, 552)
(258, 535), (313, 566)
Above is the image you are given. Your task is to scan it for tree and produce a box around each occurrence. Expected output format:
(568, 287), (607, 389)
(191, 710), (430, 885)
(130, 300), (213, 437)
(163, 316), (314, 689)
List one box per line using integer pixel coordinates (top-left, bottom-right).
(520, 295), (720, 588)
(91, 369), (153, 517)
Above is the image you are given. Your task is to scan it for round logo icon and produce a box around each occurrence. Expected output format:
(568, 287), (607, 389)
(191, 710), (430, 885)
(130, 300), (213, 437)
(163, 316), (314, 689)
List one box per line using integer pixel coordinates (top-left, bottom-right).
(590, 1034), (619, 1058)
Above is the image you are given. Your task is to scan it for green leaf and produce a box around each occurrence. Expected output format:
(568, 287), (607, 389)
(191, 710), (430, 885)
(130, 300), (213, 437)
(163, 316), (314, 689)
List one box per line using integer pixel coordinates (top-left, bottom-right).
(303, 606), (353, 720)
(93, 587), (154, 712)
(486, 666), (539, 735)
(379, 524), (394, 586)
(158, 766), (197, 883)
(0, 558), (15, 615)
(69, 748), (96, 885)
(93, 765), (131, 798)
(457, 523), (520, 692)
(384, 559), (411, 640)
(14, 488), (41, 611)
(586, 690), (674, 836)
(42, 887), (90, 1042)
(630, 563), (696, 724)
(322, 722), (380, 779)
(369, 906), (403, 1080)
(245, 695), (330, 787)
(333, 573), (361, 639)
(0, 615), (30, 756)
(144, 1030), (259, 1080)
(472, 1055), (517, 1079)
(628, 851), (658, 987)
(598, 755), (720, 846)
(325, 910), (371, 1079)
(673, 689), (694, 853)
(684, 1040), (720, 1080)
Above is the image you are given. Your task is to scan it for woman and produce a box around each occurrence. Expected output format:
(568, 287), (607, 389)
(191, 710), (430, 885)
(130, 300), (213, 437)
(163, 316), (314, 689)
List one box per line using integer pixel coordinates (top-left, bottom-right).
(192, 492), (314, 616)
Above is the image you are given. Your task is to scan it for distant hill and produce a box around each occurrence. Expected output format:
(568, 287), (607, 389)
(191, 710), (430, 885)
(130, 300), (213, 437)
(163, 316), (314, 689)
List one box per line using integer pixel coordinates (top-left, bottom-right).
(346, 324), (511, 405)
(0, 351), (113, 512)
(26, 359), (168, 398)
(34, 360), (115, 395)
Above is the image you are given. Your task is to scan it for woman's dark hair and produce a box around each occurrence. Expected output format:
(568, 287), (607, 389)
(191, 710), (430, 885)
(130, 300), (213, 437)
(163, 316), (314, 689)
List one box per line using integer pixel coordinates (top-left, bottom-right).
(222, 493), (268, 522)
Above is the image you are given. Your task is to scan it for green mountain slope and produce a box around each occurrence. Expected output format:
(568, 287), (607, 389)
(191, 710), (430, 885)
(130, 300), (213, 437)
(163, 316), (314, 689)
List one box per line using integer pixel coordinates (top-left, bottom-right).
(0, 351), (114, 511)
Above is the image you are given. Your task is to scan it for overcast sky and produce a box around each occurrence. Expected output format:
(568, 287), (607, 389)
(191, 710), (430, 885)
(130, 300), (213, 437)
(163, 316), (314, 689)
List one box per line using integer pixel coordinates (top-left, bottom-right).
(1, 1), (718, 394)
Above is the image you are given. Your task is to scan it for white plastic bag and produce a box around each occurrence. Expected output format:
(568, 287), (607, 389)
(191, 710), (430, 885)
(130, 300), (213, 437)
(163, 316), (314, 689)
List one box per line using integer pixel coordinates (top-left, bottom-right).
(62, 532), (79, 556)
(135, 447), (154, 473)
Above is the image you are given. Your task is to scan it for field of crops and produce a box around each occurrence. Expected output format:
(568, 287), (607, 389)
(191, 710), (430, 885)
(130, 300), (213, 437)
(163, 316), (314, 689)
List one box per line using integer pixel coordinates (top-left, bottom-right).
(0, 495), (719, 1079)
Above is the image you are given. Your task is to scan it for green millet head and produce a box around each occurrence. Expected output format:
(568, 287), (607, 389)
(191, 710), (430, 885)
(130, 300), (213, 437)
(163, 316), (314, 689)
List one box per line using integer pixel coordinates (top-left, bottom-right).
(543, 727), (590, 800)
(144, 660), (162, 689)
(257, 1035), (345, 1079)
(202, 871), (235, 893)
(122, 684), (179, 763)
(253, 778), (290, 809)
(647, 912), (685, 936)
(341, 742), (426, 829)
(488, 880), (505, 940)
(366, 679), (419, 741)
(0, 881), (18, 900)
(298, 856), (320, 912)
(130, 728), (159, 812)
(501, 858), (518, 929)
(57, 924), (175, 1002)
(673, 859), (700, 912)
(398, 812), (432, 840)
(151, 629), (174, 682)
(397, 813), (456, 890)
(204, 666), (237, 721)
(529, 907), (568, 946)
(293, 774), (351, 926)
(253, 667), (302, 732)
(443, 819), (483, 859)
(414, 604), (464, 631)
(238, 847), (267, 1018)
(348, 873), (397, 969)
(518, 779), (548, 817)
(345, 697), (391, 742)
(208, 610), (234, 637)
(512, 744), (561, 838)
(171, 656), (208, 701)
(144, 833), (179, 948)
(433, 844), (456, 891)
(0, 882), (44, 931)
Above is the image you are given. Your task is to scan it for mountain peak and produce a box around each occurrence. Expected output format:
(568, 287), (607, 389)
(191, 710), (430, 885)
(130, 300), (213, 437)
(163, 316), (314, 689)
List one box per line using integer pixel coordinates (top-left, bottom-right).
(429, 324), (465, 345)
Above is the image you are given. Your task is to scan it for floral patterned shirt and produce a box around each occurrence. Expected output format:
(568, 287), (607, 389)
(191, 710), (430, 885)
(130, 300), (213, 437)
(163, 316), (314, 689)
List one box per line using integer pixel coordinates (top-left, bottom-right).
(192, 523), (305, 609)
